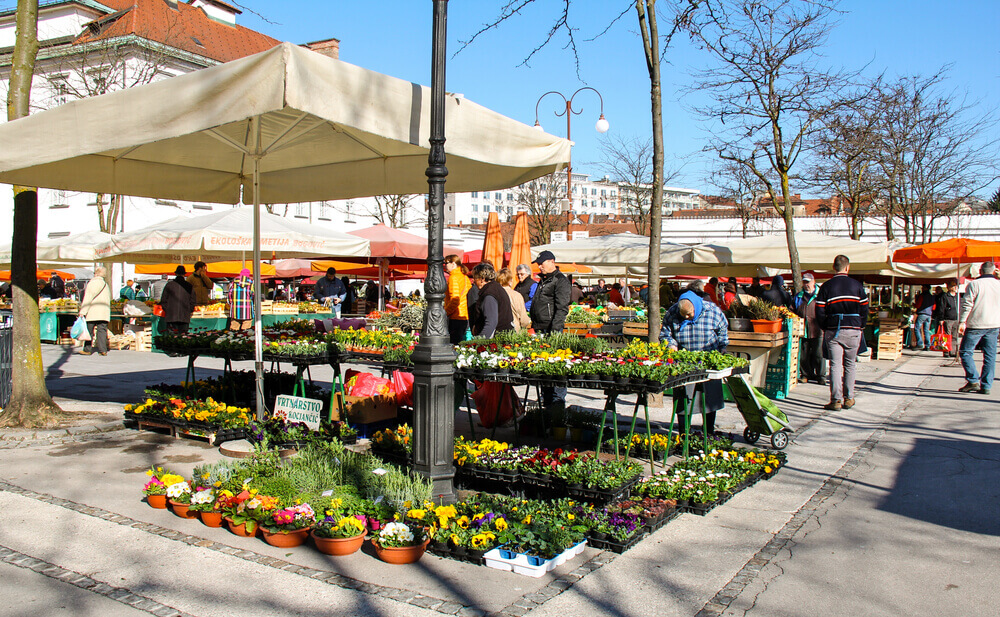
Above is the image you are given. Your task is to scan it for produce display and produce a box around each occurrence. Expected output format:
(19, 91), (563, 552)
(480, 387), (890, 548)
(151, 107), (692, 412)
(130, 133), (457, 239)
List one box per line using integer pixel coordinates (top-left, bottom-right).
(39, 297), (79, 312)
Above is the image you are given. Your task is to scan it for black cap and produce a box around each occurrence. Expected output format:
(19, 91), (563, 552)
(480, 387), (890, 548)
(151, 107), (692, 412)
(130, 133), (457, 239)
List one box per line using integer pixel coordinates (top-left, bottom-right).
(175, 266), (187, 276)
(326, 267), (337, 276)
(533, 250), (555, 265)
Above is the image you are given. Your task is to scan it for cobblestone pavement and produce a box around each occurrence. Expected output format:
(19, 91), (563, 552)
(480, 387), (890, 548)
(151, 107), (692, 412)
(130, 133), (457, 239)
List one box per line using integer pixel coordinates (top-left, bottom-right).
(1, 346), (976, 616)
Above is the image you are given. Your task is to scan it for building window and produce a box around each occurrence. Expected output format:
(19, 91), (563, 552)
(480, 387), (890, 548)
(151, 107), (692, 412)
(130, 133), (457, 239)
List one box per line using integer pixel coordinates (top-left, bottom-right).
(318, 202), (332, 220)
(472, 217), (478, 224)
(472, 192), (478, 198)
(47, 232), (70, 239)
(193, 204), (212, 210)
(473, 203), (478, 212)
(540, 183), (547, 191)
(506, 193), (513, 201)
(483, 191), (490, 199)
(295, 203), (309, 218)
(484, 204), (490, 212)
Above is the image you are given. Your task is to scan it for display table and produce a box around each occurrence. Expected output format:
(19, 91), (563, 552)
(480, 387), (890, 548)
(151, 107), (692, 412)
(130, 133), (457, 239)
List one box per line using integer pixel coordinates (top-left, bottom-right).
(149, 314), (300, 351)
(39, 311), (77, 342)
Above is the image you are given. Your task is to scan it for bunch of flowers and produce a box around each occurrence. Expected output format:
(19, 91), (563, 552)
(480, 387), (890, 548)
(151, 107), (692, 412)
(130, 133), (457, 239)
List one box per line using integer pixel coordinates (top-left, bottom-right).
(263, 502), (315, 532)
(125, 397), (252, 428)
(188, 488), (217, 512)
(263, 339), (328, 358)
(142, 466), (173, 496)
(371, 424), (413, 455)
(314, 514), (366, 539)
(520, 448), (580, 475)
(374, 521), (425, 548)
(165, 480), (192, 504)
(453, 436), (509, 467)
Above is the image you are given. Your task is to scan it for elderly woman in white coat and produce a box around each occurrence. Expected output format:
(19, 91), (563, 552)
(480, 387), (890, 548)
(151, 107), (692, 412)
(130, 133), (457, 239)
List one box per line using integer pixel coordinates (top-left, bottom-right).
(79, 267), (113, 355)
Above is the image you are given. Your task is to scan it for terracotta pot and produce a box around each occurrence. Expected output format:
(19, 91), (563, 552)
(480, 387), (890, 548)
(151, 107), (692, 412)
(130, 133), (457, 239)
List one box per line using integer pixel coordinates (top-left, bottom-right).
(311, 530), (366, 556)
(200, 511), (224, 528)
(373, 538), (430, 565)
(146, 494), (167, 509)
(169, 500), (198, 519)
(262, 527), (311, 548)
(225, 517), (257, 538)
(750, 319), (782, 333)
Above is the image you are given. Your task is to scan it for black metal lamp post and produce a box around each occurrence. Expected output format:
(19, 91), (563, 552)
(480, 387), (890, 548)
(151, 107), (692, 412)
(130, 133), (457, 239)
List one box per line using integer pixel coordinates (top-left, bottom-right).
(534, 88), (610, 210)
(413, 0), (457, 503)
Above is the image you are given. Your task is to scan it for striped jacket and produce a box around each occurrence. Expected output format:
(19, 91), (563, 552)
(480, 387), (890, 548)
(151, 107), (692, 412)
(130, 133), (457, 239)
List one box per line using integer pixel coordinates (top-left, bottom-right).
(815, 274), (868, 331)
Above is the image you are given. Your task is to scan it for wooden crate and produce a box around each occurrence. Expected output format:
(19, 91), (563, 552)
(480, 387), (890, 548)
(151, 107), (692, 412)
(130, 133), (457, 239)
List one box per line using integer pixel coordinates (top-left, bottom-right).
(108, 334), (131, 350)
(259, 300), (274, 315)
(133, 330), (153, 352)
(877, 331), (903, 361)
(790, 317), (805, 337)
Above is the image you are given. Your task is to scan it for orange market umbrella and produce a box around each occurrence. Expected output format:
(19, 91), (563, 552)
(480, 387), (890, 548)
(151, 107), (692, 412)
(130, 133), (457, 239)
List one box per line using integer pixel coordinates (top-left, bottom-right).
(134, 261), (276, 278)
(509, 212), (531, 270)
(482, 211), (505, 270)
(0, 268), (75, 281)
(892, 238), (1000, 265)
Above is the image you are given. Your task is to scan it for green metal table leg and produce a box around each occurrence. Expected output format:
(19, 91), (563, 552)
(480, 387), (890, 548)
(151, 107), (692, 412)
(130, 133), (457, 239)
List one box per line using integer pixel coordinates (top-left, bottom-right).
(682, 394), (695, 460)
(700, 387), (709, 453)
(665, 389), (678, 465)
(595, 393), (617, 456)
(642, 394), (654, 475)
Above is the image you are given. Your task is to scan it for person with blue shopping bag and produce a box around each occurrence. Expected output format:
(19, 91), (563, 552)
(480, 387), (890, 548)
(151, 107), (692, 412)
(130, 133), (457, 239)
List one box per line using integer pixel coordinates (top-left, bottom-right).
(79, 267), (112, 356)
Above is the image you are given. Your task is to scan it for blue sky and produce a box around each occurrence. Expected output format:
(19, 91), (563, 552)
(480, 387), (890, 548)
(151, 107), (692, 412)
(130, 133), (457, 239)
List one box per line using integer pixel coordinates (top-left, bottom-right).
(233, 0), (998, 197)
(9, 0), (995, 196)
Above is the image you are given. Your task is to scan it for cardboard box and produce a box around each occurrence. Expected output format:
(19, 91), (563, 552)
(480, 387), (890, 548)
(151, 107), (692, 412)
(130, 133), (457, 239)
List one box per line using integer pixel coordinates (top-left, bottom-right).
(334, 393), (398, 424)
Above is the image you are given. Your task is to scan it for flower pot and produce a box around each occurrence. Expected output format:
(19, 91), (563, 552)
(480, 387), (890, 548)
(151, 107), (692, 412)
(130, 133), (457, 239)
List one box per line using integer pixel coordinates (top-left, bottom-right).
(373, 538), (430, 565)
(728, 318), (753, 332)
(590, 531), (607, 541)
(451, 545), (467, 558)
(569, 428), (583, 442)
(169, 500), (198, 519)
(146, 494), (167, 509)
(312, 530), (366, 556)
(552, 426), (568, 440)
(200, 511), (224, 528)
(750, 319), (782, 333)
(262, 527), (311, 548)
(225, 517), (257, 538)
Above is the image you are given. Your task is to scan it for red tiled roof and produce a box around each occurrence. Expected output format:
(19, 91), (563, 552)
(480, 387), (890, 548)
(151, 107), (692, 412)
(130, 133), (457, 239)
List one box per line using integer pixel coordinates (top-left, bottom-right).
(74, 0), (280, 64)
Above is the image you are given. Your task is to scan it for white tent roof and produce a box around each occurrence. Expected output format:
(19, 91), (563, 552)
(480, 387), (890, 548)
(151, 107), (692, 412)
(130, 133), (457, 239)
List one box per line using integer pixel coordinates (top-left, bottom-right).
(0, 43), (570, 204)
(0, 230), (112, 267)
(93, 207), (370, 264)
(691, 233), (891, 271)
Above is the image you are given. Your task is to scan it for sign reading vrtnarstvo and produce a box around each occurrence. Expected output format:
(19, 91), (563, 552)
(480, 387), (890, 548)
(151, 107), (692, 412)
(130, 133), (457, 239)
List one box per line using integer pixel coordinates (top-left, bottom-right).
(273, 395), (323, 430)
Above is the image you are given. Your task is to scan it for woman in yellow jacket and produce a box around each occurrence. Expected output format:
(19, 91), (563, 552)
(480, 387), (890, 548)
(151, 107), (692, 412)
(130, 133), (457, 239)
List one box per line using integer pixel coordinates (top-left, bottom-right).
(444, 254), (471, 344)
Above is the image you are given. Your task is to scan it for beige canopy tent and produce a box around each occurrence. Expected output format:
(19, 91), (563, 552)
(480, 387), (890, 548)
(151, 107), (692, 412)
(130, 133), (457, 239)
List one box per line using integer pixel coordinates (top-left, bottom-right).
(0, 230), (112, 268)
(690, 233), (892, 273)
(93, 207), (369, 264)
(0, 42), (571, 413)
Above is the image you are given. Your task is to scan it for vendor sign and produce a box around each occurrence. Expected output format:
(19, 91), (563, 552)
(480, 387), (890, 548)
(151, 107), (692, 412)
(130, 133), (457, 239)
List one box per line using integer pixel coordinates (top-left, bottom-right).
(273, 395), (323, 430)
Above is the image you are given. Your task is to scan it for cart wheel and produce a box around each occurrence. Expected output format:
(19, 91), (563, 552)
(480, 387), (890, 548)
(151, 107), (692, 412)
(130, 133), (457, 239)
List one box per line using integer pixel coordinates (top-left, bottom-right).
(743, 427), (760, 444)
(770, 430), (789, 450)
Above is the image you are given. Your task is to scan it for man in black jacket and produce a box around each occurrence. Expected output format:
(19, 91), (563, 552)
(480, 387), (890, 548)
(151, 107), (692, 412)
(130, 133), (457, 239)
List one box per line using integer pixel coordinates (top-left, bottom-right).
(160, 266), (195, 333)
(934, 280), (960, 358)
(815, 255), (869, 411)
(529, 250), (571, 409)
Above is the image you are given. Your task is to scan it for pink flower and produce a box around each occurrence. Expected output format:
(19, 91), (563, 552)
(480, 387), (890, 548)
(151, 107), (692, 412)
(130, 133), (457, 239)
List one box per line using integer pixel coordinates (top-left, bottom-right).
(273, 509), (296, 525)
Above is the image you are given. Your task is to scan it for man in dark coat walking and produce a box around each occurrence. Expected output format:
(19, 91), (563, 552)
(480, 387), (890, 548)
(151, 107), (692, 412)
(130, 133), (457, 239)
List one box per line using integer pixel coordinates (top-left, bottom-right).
(160, 266), (195, 333)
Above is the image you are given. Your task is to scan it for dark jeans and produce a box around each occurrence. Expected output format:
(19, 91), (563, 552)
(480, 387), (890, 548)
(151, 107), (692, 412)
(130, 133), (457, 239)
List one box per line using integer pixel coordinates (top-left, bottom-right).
(83, 320), (108, 353)
(960, 327), (998, 390)
(448, 319), (468, 345)
(800, 337), (826, 381)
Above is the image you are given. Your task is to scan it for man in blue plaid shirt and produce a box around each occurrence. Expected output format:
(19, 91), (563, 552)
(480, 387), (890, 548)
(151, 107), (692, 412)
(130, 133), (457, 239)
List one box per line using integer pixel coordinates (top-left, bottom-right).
(660, 290), (729, 434)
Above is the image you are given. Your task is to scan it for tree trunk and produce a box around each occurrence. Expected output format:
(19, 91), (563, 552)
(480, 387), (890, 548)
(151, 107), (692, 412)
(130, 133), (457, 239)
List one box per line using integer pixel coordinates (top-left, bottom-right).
(0, 0), (62, 428)
(637, 0), (662, 344)
(779, 175), (803, 293)
(0, 190), (62, 427)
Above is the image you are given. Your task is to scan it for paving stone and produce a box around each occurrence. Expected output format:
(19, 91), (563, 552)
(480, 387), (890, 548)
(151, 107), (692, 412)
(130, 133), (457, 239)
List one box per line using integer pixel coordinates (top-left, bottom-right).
(436, 601), (465, 615)
(410, 596), (445, 610)
(456, 607), (487, 617)
(501, 606), (529, 617)
(550, 580), (572, 590)
(133, 598), (161, 611)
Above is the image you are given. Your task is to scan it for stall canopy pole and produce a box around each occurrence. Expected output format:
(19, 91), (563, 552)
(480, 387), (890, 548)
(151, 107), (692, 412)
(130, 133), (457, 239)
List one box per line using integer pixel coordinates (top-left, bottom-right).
(252, 117), (265, 419)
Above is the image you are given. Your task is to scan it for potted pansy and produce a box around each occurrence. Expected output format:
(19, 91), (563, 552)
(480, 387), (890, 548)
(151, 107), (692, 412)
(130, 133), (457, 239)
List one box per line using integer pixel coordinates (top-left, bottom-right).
(312, 509), (367, 556)
(165, 478), (196, 519)
(142, 466), (169, 509)
(224, 492), (279, 538)
(261, 502), (315, 547)
(371, 521), (429, 564)
(188, 488), (222, 527)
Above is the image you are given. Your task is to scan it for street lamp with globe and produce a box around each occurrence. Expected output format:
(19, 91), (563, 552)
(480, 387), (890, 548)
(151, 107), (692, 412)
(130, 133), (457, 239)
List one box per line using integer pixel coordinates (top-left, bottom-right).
(534, 87), (609, 209)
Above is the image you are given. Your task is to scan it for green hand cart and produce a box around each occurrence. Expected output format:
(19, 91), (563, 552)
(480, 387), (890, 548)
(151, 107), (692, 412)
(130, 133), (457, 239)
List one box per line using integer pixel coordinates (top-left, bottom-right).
(725, 373), (793, 450)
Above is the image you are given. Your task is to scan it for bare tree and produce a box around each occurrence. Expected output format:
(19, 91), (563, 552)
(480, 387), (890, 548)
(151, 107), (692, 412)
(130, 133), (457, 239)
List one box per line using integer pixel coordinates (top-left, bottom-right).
(810, 83), (883, 240)
(1, 0), (63, 428)
(708, 159), (767, 238)
(460, 0), (700, 342)
(688, 0), (857, 292)
(338, 194), (425, 228)
(870, 71), (998, 244)
(44, 15), (190, 232)
(598, 134), (682, 237)
(515, 174), (566, 245)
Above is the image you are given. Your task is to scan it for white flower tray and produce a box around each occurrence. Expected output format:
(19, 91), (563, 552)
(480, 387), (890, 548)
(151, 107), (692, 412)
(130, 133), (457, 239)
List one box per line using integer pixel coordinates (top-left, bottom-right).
(705, 367), (733, 380)
(484, 541), (586, 577)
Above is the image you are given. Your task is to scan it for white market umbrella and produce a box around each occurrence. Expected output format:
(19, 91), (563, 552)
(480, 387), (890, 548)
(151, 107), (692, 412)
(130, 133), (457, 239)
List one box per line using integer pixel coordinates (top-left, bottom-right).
(0, 42), (570, 415)
(0, 229), (113, 267)
(691, 233), (891, 272)
(532, 233), (694, 268)
(94, 207), (370, 264)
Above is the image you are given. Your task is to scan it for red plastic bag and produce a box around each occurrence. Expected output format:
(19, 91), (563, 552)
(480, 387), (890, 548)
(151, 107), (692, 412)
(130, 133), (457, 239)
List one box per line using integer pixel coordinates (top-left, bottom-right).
(471, 381), (522, 429)
(391, 370), (415, 407)
(347, 372), (392, 397)
(152, 304), (164, 317)
(930, 324), (952, 352)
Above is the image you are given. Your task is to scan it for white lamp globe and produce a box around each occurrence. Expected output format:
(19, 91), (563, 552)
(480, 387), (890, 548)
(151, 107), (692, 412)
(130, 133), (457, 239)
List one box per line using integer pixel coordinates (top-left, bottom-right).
(595, 114), (610, 134)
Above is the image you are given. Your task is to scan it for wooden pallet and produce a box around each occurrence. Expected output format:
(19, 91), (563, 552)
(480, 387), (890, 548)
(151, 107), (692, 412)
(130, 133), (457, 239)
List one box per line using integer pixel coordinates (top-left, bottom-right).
(877, 331), (903, 361)
(133, 330), (153, 352)
(136, 419), (221, 445)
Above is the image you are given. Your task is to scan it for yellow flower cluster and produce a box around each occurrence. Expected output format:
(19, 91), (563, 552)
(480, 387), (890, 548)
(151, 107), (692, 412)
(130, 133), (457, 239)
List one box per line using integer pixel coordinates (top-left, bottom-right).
(334, 516), (365, 536)
(126, 397), (251, 428)
(453, 436), (509, 466)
